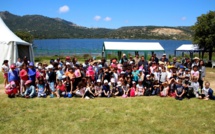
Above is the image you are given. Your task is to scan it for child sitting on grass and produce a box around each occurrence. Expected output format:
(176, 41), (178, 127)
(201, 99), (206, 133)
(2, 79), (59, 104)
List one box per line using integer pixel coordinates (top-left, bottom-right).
(84, 83), (96, 99)
(199, 81), (215, 100)
(136, 80), (144, 96)
(160, 82), (169, 97)
(56, 81), (65, 98)
(175, 79), (185, 100)
(37, 79), (46, 98)
(101, 80), (110, 98)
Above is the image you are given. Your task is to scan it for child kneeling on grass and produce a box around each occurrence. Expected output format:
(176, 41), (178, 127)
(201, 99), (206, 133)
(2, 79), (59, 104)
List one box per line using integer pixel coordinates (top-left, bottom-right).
(23, 80), (36, 98)
(199, 81), (215, 100)
(5, 81), (18, 98)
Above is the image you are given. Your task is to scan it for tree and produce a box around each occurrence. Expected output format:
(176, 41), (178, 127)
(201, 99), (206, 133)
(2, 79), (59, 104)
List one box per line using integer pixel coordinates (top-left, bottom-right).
(15, 31), (34, 43)
(192, 11), (215, 62)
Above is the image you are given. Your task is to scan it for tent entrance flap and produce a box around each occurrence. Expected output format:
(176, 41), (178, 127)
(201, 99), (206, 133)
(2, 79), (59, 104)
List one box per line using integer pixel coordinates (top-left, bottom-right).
(17, 45), (30, 59)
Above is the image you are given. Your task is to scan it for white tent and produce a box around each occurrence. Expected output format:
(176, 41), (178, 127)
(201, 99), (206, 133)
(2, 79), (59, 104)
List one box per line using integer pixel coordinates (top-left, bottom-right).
(175, 44), (202, 52)
(102, 41), (165, 58)
(0, 17), (34, 69)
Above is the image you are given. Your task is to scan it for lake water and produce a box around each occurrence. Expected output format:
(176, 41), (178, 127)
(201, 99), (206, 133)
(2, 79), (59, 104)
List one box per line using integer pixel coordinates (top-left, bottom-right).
(33, 39), (192, 57)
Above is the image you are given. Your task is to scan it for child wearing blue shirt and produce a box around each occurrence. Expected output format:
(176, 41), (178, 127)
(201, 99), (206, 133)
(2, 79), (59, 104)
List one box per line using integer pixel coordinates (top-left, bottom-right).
(175, 79), (185, 100)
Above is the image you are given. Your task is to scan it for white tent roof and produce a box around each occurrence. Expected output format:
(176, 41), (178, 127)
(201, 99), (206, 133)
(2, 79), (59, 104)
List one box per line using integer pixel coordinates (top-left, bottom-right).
(0, 17), (29, 45)
(176, 44), (202, 51)
(103, 42), (165, 51)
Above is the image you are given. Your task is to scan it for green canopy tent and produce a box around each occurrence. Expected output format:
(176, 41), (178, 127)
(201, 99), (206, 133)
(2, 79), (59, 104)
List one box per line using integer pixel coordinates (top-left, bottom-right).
(102, 42), (165, 60)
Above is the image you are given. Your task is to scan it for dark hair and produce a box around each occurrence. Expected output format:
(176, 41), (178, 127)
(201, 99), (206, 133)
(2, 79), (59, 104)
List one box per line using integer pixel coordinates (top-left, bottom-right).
(199, 60), (205, 66)
(2, 60), (8, 65)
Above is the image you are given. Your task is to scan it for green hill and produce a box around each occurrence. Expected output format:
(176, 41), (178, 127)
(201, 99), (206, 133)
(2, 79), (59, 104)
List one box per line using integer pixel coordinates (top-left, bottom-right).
(0, 11), (193, 40)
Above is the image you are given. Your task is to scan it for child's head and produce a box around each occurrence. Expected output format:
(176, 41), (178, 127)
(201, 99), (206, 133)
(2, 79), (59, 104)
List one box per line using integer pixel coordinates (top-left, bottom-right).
(58, 80), (63, 85)
(39, 80), (44, 84)
(193, 76), (198, 82)
(146, 74), (150, 80)
(193, 65), (198, 71)
(132, 81), (136, 87)
(3, 60), (8, 65)
(10, 64), (16, 70)
(205, 81), (210, 88)
(178, 79), (182, 85)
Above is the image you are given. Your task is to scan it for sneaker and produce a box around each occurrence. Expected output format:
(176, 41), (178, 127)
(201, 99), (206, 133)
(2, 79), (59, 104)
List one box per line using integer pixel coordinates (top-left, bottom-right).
(85, 96), (90, 99)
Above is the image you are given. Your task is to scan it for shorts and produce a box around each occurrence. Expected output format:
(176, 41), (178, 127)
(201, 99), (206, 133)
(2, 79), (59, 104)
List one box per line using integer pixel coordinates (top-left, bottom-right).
(3, 73), (8, 78)
(49, 82), (56, 92)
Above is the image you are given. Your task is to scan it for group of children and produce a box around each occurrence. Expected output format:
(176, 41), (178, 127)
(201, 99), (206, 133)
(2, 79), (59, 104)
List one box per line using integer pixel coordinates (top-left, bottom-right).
(1, 53), (215, 100)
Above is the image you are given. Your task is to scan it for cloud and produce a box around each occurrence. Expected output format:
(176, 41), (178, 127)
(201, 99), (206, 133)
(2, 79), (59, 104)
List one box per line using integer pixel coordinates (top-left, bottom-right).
(181, 17), (186, 21)
(59, 5), (69, 13)
(94, 15), (101, 21)
(104, 17), (112, 21)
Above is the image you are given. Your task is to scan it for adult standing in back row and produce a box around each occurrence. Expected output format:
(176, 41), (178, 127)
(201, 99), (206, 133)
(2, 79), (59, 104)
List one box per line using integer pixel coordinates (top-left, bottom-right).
(120, 54), (128, 65)
(138, 56), (148, 75)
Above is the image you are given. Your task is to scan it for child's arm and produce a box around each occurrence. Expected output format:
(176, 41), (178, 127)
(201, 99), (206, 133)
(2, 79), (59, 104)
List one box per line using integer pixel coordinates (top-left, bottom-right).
(179, 89), (185, 97)
(175, 90), (178, 97)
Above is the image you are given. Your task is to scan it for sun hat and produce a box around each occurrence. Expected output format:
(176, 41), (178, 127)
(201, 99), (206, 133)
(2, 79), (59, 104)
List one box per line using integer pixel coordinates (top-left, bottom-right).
(159, 61), (165, 65)
(193, 57), (200, 60)
(25, 80), (32, 85)
(104, 79), (108, 83)
(10, 64), (16, 69)
(132, 81), (136, 84)
(146, 74), (150, 78)
(123, 53), (126, 56)
(47, 65), (54, 69)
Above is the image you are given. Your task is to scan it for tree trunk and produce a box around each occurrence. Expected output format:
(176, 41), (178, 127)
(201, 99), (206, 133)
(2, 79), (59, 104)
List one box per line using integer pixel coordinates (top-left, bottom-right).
(202, 51), (204, 59)
(208, 50), (213, 66)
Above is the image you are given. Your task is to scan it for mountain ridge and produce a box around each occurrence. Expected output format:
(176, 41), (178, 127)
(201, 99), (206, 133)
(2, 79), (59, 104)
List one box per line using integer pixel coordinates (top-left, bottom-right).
(0, 11), (193, 40)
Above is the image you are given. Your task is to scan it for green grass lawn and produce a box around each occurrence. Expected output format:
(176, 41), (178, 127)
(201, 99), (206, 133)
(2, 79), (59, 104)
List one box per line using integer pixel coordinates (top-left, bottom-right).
(0, 72), (3, 84)
(0, 69), (215, 134)
(0, 96), (214, 134)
